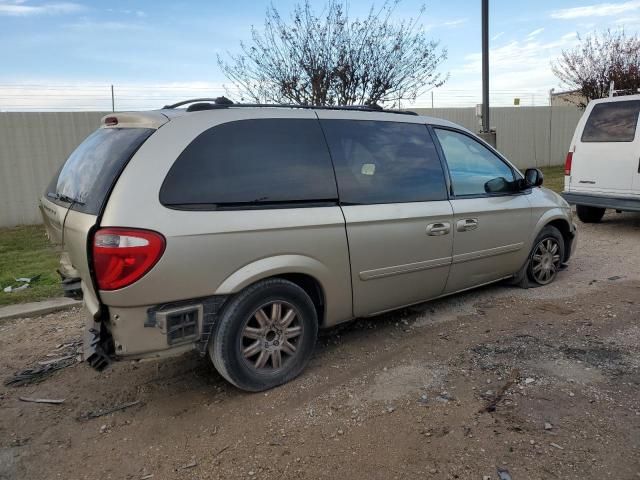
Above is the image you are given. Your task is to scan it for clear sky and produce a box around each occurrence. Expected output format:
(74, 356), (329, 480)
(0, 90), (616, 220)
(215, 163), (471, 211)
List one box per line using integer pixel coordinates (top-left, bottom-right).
(1, 0), (639, 110)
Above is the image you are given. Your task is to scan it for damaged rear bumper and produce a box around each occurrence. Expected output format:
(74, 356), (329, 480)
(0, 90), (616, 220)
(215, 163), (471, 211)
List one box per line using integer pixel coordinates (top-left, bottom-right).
(82, 295), (227, 372)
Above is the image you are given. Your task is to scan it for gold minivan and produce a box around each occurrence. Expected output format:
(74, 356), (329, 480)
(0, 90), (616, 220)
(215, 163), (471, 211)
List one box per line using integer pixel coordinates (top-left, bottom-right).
(41, 99), (577, 391)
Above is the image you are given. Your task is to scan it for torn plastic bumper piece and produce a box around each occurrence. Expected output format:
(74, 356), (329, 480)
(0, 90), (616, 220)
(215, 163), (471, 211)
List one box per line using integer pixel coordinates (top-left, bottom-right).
(84, 324), (114, 372)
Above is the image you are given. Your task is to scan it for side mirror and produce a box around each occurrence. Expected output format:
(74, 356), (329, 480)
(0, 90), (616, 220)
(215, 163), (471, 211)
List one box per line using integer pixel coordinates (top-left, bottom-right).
(484, 176), (511, 194)
(524, 168), (544, 188)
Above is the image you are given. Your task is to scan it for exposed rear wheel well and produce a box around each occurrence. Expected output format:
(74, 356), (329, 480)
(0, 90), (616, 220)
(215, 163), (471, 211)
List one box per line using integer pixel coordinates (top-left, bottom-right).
(547, 219), (573, 262)
(246, 273), (325, 326)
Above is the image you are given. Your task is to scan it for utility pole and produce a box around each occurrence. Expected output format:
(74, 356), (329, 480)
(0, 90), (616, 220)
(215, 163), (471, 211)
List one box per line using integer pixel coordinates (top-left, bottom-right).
(479, 0), (496, 147)
(481, 0), (489, 133)
(111, 84), (115, 112)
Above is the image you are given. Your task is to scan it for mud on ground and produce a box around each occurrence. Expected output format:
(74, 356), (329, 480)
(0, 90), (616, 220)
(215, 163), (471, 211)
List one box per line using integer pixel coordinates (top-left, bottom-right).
(1, 212), (639, 480)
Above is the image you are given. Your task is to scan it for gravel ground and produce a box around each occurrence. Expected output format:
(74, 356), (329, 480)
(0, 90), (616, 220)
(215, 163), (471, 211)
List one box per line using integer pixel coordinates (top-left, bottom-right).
(0, 210), (639, 480)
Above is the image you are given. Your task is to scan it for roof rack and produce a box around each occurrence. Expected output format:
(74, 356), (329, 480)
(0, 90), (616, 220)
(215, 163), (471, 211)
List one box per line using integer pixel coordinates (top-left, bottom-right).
(161, 98), (418, 116)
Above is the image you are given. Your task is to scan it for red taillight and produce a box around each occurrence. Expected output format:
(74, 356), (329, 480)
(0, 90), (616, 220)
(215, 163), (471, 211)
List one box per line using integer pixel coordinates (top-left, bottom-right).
(92, 228), (165, 290)
(564, 151), (573, 176)
(104, 116), (118, 126)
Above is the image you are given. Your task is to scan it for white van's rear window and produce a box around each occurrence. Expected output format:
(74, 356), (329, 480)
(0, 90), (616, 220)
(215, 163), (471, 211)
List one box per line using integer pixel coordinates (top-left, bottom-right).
(581, 100), (640, 143)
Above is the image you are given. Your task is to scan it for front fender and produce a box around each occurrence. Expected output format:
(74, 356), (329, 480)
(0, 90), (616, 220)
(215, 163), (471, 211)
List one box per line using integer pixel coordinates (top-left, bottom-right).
(528, 207), (576, 263)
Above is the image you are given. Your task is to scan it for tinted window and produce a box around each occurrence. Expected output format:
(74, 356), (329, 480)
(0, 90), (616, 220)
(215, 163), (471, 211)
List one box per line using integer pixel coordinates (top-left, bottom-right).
(434, 129), (515, 196)
(582, 101), (640, 142)
(320, 120), (447, 204)
(47, 128), (153, 215)
(160, 119), (337, 208)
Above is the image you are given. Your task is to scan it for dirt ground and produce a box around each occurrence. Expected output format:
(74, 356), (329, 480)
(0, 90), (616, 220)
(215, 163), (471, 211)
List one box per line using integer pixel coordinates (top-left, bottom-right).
(1, 211), (639, 480)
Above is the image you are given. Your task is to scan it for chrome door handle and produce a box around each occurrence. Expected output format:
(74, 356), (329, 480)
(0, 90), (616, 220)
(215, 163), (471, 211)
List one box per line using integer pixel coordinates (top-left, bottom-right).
(426, 222), (451, 236)
(456, 218), (479, 232)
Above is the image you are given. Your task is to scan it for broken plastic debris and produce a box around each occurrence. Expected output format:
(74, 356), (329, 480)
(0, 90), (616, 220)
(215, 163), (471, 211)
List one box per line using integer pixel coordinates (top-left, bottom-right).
(2, 274), (40, 293)
(3, 284), (29, 293)
(497, 468), (513, 480)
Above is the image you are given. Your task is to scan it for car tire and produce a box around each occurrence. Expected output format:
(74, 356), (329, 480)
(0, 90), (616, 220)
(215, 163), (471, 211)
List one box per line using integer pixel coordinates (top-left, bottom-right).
(576, 205), (605, 223)
(525, 225), (565, 286)
(209, 278), (318, 392)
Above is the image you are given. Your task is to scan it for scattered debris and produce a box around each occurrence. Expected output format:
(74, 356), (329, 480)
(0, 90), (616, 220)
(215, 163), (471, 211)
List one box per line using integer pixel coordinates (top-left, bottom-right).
(5, 357), (76, 387)
(213, 445), (231, 458)
(524, 377), (535, 384)
(497, 467), (513, 480)
(4, 340), (81, 387)
(480, 368), (520, 413)
(607, 275), (623, 281)
(544, 422), (553, 431)
(37, 355), (74, 366)
(19, 397), (65, 405)
(178, 458), (197, 470)
(140, 475), (153, 480)
(2, 275), (41, 293)
(550, 442), (564, 450)
(436, 392), (455, 403)
(3, 284), (29, 293)
(79, 400), (142, 421)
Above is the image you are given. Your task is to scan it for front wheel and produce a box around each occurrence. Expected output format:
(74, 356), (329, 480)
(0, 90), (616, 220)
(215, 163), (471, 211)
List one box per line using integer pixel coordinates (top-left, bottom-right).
(526, 226), (565, 286)
(209, 278), (318, 392)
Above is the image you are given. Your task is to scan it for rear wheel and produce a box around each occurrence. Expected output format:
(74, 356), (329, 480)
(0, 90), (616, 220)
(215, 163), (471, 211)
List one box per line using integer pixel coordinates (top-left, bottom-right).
(576, 205), (605, 223)
(526, 226), (565, 286)
(209, 278), (318, 392)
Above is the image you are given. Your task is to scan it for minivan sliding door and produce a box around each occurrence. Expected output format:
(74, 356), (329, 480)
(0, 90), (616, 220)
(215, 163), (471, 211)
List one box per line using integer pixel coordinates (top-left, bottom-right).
(319, 116), (453, 317)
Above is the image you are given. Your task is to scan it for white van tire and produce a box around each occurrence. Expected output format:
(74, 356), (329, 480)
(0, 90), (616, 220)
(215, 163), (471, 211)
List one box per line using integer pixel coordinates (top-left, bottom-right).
(576, 205), (605, 223)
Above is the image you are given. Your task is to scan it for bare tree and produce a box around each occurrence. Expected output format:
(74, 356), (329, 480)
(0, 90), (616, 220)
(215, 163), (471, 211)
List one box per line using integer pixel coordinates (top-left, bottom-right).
(552, 29), (640, 108)
(218, 0), (448, 107)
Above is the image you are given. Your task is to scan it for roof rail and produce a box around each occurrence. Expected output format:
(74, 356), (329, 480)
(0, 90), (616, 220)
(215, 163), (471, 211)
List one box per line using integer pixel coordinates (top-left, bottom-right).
(161, 99), (418, 116)
(162, 97), (233, 109)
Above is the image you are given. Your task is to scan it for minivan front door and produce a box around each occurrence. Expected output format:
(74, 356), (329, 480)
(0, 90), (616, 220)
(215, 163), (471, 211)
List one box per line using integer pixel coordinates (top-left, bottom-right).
(319, 116), (453, 316)
(433, 128), (531, 293)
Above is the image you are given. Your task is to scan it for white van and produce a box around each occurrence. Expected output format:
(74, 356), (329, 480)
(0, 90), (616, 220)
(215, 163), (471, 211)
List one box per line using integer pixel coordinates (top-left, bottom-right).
(562, 95), (640, 222)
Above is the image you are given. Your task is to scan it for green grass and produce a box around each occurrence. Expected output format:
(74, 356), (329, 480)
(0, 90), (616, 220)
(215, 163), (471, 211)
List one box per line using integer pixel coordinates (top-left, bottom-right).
(538, 166), (565, 193)
(0, 225), (62, 306)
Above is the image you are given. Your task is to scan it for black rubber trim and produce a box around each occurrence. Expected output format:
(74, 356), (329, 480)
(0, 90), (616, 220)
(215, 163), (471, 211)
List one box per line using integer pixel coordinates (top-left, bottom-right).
(562, 192), (640, 212)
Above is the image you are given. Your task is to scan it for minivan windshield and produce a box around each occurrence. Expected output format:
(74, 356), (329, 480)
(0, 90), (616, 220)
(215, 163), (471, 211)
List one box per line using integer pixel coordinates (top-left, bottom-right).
(47, 127), (153, 215)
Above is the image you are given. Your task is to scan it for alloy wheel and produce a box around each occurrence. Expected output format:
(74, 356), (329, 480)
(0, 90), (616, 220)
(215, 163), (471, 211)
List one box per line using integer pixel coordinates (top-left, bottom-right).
(530, 237), (561, 285)
(240, 301), (303, 371)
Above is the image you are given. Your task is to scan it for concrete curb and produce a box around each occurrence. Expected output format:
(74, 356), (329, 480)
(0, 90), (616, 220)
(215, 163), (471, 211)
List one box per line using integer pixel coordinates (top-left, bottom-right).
(0, 298), (82, 321)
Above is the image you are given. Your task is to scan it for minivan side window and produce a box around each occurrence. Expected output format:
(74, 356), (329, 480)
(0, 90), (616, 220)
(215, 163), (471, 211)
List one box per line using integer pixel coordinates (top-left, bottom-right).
(320, 120), (447, 204)
(434, 128), (515, 197)
(160, 119), (338, 208)
(581, 101), (640, 143)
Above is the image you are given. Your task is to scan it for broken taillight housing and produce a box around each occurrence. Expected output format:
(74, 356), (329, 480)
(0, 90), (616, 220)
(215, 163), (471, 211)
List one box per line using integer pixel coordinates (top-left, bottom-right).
(92, 228), (165, 290)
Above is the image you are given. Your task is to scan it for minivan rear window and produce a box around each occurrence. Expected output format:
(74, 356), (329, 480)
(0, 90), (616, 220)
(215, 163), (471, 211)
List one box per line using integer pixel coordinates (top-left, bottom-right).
(47, 128), (153, 215)
(581, 101), (640, 143)
(160, 119), (338, 209)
